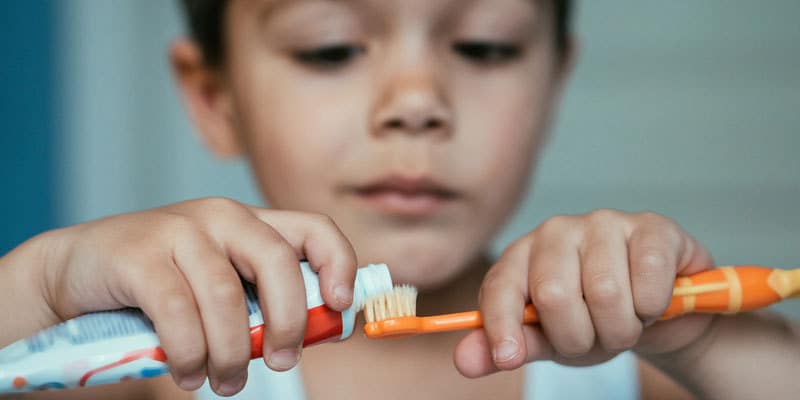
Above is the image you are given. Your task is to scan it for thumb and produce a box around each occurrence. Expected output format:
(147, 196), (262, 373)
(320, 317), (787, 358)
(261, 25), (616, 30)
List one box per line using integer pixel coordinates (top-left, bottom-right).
(453, 326), (554, 378)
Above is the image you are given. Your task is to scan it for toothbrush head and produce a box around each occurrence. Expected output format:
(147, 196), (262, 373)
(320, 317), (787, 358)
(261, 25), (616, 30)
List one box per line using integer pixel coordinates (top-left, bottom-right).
(363, 285), (421, 338)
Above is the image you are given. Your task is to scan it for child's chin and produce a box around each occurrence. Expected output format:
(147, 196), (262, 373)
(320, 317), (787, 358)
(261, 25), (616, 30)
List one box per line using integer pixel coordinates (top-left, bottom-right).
(381, 252), (474, 291)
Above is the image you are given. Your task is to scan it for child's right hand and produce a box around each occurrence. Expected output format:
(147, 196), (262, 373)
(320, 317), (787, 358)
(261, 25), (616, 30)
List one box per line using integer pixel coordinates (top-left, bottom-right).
(4, 198), (358, 396)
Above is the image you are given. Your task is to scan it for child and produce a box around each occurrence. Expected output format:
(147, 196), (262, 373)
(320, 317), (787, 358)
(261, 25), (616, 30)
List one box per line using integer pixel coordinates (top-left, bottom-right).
(1, 0), (798, 398)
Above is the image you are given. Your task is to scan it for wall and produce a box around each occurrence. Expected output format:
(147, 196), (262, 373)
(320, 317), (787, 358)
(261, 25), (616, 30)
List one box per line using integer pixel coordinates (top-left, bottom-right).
(0, 1), (57, 253)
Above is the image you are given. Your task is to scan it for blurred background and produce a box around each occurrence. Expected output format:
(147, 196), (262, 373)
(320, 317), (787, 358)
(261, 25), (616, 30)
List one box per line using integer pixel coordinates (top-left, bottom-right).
(1, 1), (798, 316)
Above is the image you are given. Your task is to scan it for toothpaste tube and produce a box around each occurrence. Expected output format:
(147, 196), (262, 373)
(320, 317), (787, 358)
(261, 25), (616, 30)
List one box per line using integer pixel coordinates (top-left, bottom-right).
(0, 262), (392, 393)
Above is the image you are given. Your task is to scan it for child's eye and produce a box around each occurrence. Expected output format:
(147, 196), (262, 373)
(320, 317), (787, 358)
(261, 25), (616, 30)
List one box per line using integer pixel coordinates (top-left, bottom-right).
(452, 41), (522, 65)
(292, 44), (366, 69)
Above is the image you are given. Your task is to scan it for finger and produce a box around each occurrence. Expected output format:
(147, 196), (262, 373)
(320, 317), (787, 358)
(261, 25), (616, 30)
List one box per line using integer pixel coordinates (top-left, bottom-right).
(454, 325), (554, 378)
(478, 243), (529, 371)
(173, 232), (251, 396)
(118, 257), (208, 391)
(580, 226), (642, 353)
(453, 329), (496, 378)
(635, 314), (715, 355)
(676, 232), (716, 275)
(221, 216), (307, 372)
(247, 209), (358, 311)
(528, 237), (595, 357)
(627, 218), (683, 324)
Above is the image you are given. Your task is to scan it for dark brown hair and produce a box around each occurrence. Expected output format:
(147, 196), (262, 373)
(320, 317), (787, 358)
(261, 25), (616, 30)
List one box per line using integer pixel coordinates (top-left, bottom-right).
(180, 0), (573, 66)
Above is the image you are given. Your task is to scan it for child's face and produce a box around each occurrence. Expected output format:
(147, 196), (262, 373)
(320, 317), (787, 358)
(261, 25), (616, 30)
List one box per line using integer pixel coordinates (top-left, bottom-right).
(181, 0), (571, 289)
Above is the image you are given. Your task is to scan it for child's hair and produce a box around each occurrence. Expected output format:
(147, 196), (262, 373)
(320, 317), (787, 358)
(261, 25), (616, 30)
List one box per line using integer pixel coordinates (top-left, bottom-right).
(180, 0), (573, 67)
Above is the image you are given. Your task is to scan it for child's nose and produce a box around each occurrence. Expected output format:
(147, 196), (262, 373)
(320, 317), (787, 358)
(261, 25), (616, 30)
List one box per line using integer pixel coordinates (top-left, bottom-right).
(371, 74), (452, 138)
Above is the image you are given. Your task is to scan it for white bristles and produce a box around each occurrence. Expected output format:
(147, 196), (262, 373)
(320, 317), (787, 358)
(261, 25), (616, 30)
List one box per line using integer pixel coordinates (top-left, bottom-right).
(363, 284), (418, 323)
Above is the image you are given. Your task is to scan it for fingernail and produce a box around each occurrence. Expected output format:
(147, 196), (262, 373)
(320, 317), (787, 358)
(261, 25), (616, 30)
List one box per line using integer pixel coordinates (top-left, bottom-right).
(216, 371), (247, 396)
(643, 318), (658, 328)
(178, 372), (205, 391)
(334, 284), (352, 306)
(267, 348), (300, 371)
(493, 338), (520, 363)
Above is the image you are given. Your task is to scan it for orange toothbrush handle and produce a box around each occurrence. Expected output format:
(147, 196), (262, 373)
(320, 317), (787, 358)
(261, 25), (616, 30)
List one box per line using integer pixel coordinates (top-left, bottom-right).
(417, 304), (540, 333)
(661, 265), (785, 319)
(425, 266), (786, 329)
(522, 303), (539, 323)
(519, 266), (787, 323)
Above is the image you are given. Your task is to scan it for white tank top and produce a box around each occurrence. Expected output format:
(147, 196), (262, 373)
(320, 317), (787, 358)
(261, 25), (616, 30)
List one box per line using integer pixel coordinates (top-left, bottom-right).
(195, 351), (638, 399)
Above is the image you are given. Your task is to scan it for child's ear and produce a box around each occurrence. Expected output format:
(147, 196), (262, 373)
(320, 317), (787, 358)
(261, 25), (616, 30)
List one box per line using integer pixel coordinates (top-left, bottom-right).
(169, 38), (241, 158)
(539, 36), (579, 150)
(554, 36), (579, 95)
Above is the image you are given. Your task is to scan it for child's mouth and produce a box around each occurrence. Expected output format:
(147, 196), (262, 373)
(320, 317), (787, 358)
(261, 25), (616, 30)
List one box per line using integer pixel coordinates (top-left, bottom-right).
(349, 175), (460, 217)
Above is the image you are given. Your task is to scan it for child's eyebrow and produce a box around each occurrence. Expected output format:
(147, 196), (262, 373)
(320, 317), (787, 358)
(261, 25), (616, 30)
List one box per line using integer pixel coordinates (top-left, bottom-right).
(252, 0), (541, 32)
(255, 0), (297, 23)
(255, 0), (344, 26)
(255, 0), (304, 25)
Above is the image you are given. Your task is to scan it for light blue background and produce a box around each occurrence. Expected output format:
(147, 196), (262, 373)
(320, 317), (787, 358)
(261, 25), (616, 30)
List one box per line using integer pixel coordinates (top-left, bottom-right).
(2, 2), (798, 318)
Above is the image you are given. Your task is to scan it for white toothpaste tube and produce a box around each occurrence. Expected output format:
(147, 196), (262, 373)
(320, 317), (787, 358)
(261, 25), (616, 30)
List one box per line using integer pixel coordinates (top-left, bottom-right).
(0, 262), (392, 394)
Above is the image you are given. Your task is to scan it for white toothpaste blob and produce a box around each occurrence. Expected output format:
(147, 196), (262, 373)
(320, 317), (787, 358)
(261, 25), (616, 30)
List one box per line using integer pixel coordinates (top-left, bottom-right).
(0, 262), (392, 393)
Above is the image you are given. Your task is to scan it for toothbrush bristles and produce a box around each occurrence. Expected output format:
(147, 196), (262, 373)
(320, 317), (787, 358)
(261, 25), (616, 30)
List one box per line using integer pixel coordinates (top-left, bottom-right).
(364, 284), (418, 323)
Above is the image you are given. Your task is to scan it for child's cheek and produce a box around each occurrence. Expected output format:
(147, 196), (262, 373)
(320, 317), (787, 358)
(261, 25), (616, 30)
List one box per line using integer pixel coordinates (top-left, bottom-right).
(234, 73), (375, 211)
(462, 88), (544, 180)
(450, 79), (553, 232)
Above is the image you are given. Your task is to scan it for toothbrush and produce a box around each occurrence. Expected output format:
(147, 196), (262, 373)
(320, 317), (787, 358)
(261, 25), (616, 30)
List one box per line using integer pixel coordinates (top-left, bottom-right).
(363, 265), (800, 338)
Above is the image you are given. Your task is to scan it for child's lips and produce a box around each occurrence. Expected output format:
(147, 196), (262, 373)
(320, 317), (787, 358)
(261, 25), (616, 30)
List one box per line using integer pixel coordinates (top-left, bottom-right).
(353, 189), (453, 216)
(348, 176), (460, 217)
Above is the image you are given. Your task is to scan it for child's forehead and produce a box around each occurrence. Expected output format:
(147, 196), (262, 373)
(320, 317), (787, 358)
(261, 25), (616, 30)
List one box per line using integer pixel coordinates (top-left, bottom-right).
(243, 0), (542, 23)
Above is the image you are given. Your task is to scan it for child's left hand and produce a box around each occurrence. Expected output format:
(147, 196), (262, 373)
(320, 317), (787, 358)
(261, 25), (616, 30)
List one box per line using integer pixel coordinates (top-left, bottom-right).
(454, 209), (716, 377)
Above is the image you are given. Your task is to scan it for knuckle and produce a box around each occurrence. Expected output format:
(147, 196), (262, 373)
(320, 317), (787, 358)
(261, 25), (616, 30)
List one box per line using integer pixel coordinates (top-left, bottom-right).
(635, 251), (670, 272)
(165, 211), (193, 228)
(505, 235), (532, 253)
(308, 212), (336, 228)
(162, 292), (196, 317)
(584, 276), (623, 307)
(536, 214), (575, 235)
(208, 281), (245, 309)
(631, 252), (674, 316)
(602, 325), (642, 352)
(634, 290), (669, 319)
(636, 212), (683, 237)
(636, 211), (667, 224)
(198, 196), (244, 214)
(481, 268), (504, 290)
(531, 280), (573, 310)
(266, 318), (306, 345)
(257, 228), (285, 248)
(168, 344), (207, 373)
(273, 244), (299, 266)
(559, 333), (595, 357)
(159, 213), (203, 241)
(586, 209), (621, 224)
(479, 269), (509, 303)
(575, 335), (596, 354)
